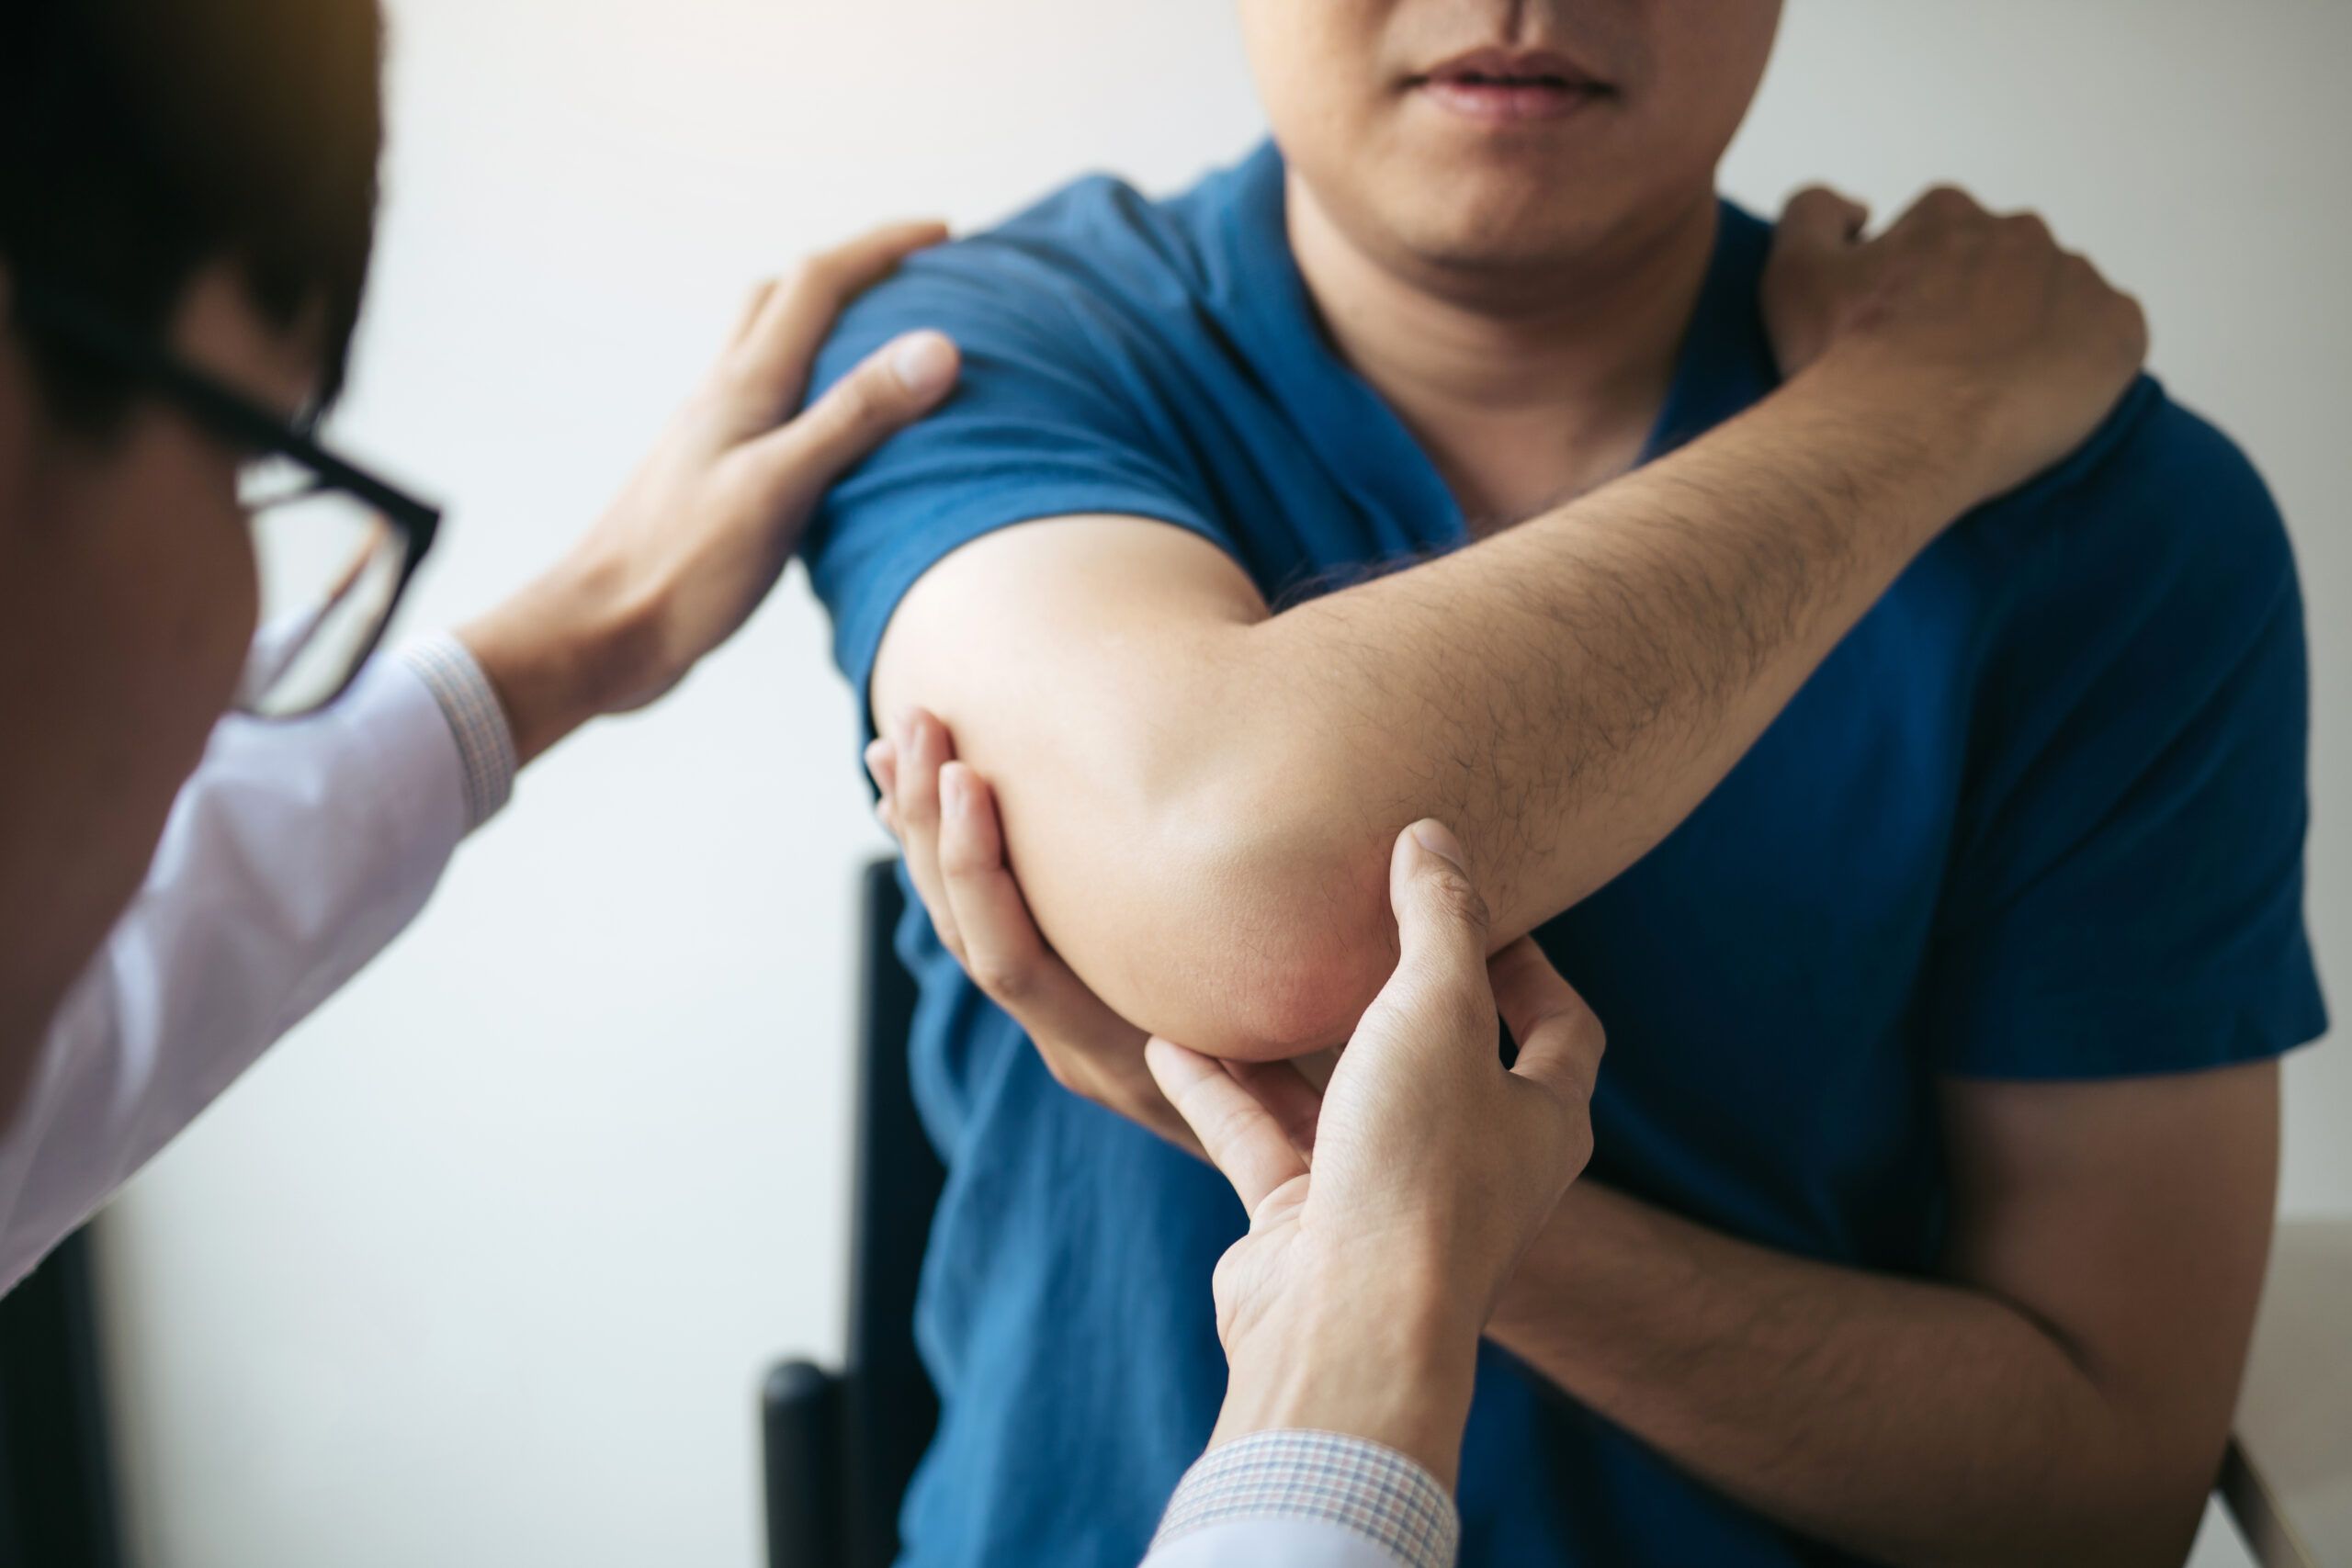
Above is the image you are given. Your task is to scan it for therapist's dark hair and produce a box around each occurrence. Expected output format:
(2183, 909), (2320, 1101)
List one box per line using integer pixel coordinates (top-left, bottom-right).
(0, 0), (384, 434)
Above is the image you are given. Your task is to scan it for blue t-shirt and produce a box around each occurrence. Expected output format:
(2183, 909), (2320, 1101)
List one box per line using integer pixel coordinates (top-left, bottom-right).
(801, 143), (2327, 1567)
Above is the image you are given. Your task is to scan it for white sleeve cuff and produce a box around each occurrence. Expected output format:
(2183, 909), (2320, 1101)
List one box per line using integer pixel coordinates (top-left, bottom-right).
(397, 634), (517, 831)
(1149, 1429), (1459, 1568)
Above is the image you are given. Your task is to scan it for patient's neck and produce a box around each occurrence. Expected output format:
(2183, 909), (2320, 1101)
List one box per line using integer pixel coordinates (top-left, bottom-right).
(1287, 177), (1718, 531)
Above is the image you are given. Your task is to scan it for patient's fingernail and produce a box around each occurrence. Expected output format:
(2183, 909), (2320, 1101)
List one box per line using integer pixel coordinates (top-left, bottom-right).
(1409, 818), (1468, 874)
(940, 761), (967, 816)
(890, 331), (958, 399)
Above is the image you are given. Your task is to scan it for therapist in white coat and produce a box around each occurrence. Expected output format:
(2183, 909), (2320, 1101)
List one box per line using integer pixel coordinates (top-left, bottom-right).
(0, 2), (1593, 1563)
(0, 209), (962, 1292)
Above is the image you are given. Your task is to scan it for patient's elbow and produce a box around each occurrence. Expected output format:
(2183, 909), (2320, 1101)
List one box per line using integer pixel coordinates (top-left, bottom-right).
(1046, 766), (1397, 1062)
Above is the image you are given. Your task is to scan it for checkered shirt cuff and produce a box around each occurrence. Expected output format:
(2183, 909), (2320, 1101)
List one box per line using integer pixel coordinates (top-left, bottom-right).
(1151, 1429), (1459, 1568)
(398, 634), (517, 833)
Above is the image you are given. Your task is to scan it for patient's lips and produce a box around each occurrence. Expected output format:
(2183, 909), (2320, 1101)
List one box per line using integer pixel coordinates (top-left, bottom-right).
(1410, 45), (1611, 125)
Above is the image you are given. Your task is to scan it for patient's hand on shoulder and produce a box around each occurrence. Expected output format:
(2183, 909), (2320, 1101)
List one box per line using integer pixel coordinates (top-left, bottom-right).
(1762, 181), (2147, 505)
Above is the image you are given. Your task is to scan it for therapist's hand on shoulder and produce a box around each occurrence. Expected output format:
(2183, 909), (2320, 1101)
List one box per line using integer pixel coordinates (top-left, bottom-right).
(1149, 821), (1604, 1489)
(460, 221), (961, 764)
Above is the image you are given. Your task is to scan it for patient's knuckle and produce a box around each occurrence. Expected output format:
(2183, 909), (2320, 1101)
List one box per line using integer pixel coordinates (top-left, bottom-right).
(1998, 209), (2054, 249)
(1919, 183), (1978, 220)
(1781, 185), (1849, 231)
(2117, 292), (2150, 355)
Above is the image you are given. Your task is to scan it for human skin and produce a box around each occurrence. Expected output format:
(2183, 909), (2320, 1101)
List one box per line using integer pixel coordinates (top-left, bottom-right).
(878, 727), (2277, 1564)
(858, 9), (2267, 1556)
(870, 181), (2147, 1064)
(0, 264), (294, 1102)
(1236, 0), (1785, 521)
(0, 223), (959, 1111)
(1151, 820), (1608, 1492)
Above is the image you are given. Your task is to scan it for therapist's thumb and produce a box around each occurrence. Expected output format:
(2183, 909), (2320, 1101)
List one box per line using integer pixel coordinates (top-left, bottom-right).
(1385, 819), (1493, 1015)
(765, 330), (960, 485)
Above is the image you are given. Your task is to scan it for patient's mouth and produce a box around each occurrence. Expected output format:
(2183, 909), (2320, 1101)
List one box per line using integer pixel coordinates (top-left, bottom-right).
(1411, 47), (1612, 125)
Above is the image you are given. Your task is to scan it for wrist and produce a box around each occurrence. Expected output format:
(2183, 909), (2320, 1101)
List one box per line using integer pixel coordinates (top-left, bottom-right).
(1781, 344), (2005, 530)
(456, 559), (650, 767)
(1214, 1262), (1481, 1492)
(1486, 1177), (1599, 1345)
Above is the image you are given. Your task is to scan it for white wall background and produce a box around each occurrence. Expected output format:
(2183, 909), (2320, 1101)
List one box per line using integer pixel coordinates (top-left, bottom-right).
(89, 3), (2346, 1566)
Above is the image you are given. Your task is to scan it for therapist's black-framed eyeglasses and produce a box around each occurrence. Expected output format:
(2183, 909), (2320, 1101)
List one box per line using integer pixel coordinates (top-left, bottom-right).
(14, 281), (441, 719)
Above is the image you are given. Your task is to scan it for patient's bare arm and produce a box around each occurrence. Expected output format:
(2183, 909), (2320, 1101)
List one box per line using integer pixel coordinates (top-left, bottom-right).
(875, 741), (2276, 1565)
(873, 186), (2146, 1059)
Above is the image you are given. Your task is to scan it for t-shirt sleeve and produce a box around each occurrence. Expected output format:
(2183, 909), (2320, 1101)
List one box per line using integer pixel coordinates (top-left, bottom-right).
(795, 236), (1244, 729)
(1923, 394), (2328, 1078)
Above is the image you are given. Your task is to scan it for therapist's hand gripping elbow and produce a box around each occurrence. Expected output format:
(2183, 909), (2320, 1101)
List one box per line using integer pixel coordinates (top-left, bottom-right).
(1150, 818), (1605, 1490)
(878, 735), (1607, 1490)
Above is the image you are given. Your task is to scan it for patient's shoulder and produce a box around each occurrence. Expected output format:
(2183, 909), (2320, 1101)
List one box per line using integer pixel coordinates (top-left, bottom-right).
(1969, 379), (2296, 631)
(816, 171), (1214, 370)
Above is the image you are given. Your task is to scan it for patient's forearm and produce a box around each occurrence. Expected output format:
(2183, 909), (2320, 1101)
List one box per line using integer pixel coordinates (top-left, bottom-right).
(879, 365), (1988, 1055)
(1151, 373), (1973, 1048)
(1233, 367), (1973, 939)
(1486, 1183), (2209, 1567)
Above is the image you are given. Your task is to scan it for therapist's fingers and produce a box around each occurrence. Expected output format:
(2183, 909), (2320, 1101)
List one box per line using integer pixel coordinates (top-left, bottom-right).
(865, 737), (899, 796)
(1148, 1038), (1310, 1220)
(1364, 820), (1495, 1068)
(865, 737), (899, 835)
(728, 277), (779, 350)
(933, 761), (1204, 1156)
(729, 219), (951, 420)
(1491, 939), (1604, 1102)
(1489, 937), (1605, 1168)
(937, 763), (1083, 1017)
(891, 710), (964, 961)
(1222, 1059), (1324, 1160)
(749, 329), (959, 504)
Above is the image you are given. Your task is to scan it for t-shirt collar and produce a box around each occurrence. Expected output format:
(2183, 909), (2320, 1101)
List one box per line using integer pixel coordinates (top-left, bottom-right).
(1199, 140), (1780, 546)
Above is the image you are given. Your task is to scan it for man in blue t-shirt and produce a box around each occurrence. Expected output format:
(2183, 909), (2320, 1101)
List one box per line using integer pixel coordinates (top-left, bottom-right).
(801, 6), (2324, 1565)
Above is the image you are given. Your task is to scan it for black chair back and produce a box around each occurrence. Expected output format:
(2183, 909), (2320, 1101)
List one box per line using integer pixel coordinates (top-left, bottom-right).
(764, 859), (945, 1568)
(842, 860), (946, 1565)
